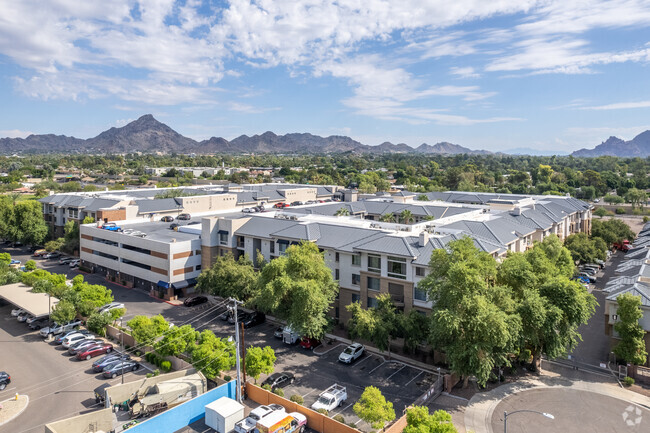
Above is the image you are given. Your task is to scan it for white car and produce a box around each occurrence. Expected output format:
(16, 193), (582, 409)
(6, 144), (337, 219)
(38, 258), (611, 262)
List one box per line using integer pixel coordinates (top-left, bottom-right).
(97, 302), (125, 314)
(69, 259), (80, 268)
(338, 343), (365, 364)
(17, 313), (33, 322)
(11, 308), (26, 317)
(62, 333), (94, 348)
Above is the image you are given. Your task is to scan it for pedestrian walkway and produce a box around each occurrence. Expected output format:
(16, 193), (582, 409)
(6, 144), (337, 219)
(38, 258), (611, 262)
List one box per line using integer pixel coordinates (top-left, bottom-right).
(464, 374), (650, 433)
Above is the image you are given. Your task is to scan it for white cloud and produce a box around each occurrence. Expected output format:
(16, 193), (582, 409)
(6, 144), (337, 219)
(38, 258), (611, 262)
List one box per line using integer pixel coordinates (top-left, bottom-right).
(0, 129), (34, 138)
(227, 102), (281, 114)
(450, 66), (480, 79)
(580, 101), (650, 110)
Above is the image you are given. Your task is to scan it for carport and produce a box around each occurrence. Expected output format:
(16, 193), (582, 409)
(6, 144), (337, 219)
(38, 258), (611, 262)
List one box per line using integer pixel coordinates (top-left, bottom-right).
(0, 282), (59, 317)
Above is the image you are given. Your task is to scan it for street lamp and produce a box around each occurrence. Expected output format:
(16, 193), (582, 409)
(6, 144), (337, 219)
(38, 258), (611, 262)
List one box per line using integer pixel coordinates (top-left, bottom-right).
(504, 410), (554, 433)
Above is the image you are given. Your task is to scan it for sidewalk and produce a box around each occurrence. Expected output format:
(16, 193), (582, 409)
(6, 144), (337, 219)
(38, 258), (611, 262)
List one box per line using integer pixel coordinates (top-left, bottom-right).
(0, 395), (29, 427)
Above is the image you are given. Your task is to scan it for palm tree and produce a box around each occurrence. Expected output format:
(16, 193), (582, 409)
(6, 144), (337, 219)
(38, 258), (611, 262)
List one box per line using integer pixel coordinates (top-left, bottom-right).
(399, 209), (414, 224)
(335, 207), (350, 216)
(379, 213), (395, 223)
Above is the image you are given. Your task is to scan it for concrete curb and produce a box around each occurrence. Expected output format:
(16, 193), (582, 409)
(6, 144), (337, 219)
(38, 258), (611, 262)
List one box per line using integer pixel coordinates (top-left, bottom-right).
(463, 377), (650, 433)
(0, 395), (29, 427)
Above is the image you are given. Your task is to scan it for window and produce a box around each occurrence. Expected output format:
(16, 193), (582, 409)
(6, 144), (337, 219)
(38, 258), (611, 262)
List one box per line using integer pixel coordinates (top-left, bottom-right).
(270, 241), (275, 254)
(367, 297), (378, 308)
(352, 294), (361, 304)
(387, 256), (406, 279)
(414, 286), (427, 302)
(335, 252), (339, 262)
(352, 254), (361, 266)
(352, 274), (360, 285)
(367, 276), (380, 291)
(237, 236), (245, 249)
(195, 264), (202, 271)
(219, 232), (228, 245)
(415, 266), (426, 277)
(279, 243), (288, 254)
(368, 254), (381, 273)
(335, 269), (340, 280)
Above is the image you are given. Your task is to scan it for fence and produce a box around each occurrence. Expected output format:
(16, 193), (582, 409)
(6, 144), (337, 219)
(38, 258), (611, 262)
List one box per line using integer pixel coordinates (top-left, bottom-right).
(628, 365), (650, 385)
(125, 380), (237, 433)
(412, 373), (444, 407)
(246, 383), (360, 433)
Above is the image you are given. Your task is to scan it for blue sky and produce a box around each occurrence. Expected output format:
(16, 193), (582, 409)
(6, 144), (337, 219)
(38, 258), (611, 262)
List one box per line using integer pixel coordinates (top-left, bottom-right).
(1, 0), (650, 153)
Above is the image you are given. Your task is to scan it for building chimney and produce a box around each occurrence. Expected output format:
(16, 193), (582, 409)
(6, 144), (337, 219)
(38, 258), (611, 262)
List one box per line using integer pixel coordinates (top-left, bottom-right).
(419, 231), (429, 247)
(510, 207), (522, 216)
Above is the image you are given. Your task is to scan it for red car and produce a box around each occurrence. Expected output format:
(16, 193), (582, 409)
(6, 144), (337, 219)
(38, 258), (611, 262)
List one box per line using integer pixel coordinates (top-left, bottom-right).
(76, 343), (113, 360)
(299, 337), (321, 350)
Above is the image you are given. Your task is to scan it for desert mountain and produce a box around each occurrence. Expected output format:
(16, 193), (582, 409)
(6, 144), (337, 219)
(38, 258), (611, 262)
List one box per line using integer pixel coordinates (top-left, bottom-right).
(572, 131), (650, 157)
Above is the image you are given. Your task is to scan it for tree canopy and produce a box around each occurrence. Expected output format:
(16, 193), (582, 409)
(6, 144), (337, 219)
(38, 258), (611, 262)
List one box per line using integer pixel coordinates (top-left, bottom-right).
(404, 406), (458, 433)
(190, 330), (236, 379)
(127, 314), (170, 345)
(197, 253), (257, 301)
(613, 293), (648, 366)
(353, 386), (395, 429)
(245, 346), (276, 383)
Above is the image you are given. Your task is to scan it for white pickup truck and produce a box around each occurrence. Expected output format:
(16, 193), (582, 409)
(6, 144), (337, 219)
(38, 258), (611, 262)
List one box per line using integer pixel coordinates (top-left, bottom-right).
(311, 384), (347, 412)
(235, 404), (285, 433)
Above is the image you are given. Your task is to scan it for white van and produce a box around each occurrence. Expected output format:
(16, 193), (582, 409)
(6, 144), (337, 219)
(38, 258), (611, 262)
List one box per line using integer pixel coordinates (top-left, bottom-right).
(282, 326), (300, 344)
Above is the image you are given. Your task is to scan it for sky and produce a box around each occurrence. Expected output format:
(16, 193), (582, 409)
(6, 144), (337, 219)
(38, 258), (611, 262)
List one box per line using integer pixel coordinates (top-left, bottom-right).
(1, 0), (650, 154)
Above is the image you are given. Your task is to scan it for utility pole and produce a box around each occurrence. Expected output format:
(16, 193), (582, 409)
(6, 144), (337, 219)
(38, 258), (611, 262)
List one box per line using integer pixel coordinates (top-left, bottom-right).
(229, 298), (243, 402)
(120, 317), (125, 384)
(241, 322), (247, 385)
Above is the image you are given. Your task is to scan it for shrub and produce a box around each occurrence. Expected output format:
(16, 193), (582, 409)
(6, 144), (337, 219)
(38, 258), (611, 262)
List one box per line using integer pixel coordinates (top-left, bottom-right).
(623, 376), (635, 387)
(644, 216), (649, 223)
(616, 207), (626, 214)
(317, 409), (329, 415)
(146, 373), (153, 378)
(633, 208), (642, 215)
(262, 384), (272, 391)
(161, 360), (172, 372)
(273, 388), (284, 397)
(224, 375), (232, 382)
(153, 369), (160, 376)
(290, 394), (304, 405)
(144, 352), (153, 363)
(333, 415), (345, 423)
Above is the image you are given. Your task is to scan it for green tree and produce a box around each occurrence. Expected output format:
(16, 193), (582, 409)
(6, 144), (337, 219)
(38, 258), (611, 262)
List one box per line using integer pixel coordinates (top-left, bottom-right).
(335, 207), (350, 216)
(400, 310), (429, 353)
(155, 324), (199, 357)
(0, 252), (10, 266)
(592, 219), (635, 246)
(197, 253), (257, 301)
(245, 346), (277, 384)
(45, 238), (65, 252)
(51, 299), (77, 324)
(593, 207), (608, 218)
(613, 293), (648, 365)
(24, 259), (37, 271)
(127, 315), (170, 345)
(63, 220), (80, 253)
(347, 293), (400, 357)
(417, 194), (429, 201)
(87, 311), (113, 336)
(353, 386), (396, 430)
(625, 188), (647, 209)
(13, 200), (48, 245)
(400, 209), (414, 224)
(564, 233), (607, 264)
(418, 237), (521, 387)
(404, 406), (458, 433)
(379, 213), (395, 223)
(82, 216), (95, 224)
(254, 242), (338, 338)
(190, 330), (236, 379)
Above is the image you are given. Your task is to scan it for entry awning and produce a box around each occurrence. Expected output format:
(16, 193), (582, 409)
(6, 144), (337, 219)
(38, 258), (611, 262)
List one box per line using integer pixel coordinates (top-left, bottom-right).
(0, 283), (59, 317)
(172, 280), (189, 289)
(157, 280), (170, 289)
(277, 239), (289, 245)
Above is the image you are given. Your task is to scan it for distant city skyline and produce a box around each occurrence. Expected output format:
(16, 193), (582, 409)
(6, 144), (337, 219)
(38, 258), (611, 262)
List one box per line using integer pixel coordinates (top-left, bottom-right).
(1, 1), (650, 153)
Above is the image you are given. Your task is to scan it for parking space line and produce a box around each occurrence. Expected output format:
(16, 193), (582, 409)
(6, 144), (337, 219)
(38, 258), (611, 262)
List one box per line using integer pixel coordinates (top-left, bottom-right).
(332, 402), (354, 417)
(403, 371), (423, 387)
(385, 365), (406, 381)
(368, 360), (386, 375)
(354, 418), (364, 426)
(301, 388), (318, 398)
(353, 354), (373, 368)
(0, 386), (16, 395)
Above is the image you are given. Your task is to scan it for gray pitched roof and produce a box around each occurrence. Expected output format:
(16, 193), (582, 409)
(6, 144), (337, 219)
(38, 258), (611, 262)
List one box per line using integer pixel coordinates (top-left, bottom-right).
(135, 198), (182, 213)
(353, 236), (420, 258)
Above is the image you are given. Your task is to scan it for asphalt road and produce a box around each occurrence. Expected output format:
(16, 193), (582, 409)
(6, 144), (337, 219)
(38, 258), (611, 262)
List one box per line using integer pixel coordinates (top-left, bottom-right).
(490, 387), (649, 432)
(0, 304), (147, 433)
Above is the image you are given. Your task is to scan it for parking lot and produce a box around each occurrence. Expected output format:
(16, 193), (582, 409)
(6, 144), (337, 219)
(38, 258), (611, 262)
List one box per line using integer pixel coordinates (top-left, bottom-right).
(3, 245), (435, 432)
(0, 303), (148, 433)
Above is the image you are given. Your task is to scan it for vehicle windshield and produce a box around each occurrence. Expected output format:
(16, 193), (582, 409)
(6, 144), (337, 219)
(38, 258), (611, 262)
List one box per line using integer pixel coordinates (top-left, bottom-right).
(317, 396), (333, 406)
(343, 347), (354, 355)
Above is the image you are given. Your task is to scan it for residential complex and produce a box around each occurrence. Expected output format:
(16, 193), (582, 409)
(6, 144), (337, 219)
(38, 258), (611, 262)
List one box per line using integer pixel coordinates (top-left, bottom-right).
(40, 184), (592, 325)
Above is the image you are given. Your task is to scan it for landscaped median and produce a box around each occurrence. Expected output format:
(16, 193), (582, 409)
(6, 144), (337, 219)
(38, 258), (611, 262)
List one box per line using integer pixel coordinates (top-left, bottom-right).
(0, 395), (29, 427)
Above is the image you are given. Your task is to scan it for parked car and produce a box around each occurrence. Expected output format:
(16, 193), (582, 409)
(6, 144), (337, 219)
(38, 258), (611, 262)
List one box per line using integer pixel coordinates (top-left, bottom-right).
(299, 337), (321, 350)
(578, 272), (596, 283)
(0, 371), (10, 391)
(40, 319), (83, 338)
(273, 327), (284, 339)
(338, 343), (365, 364)
(241, 311), (266, 328)
(169, 223), (180, 230)
(59, 256), (74, 264)
(29, 318), (48, 330)
(33, 249), (47, 257)
(176, 213), (191, 220)
(26, 315), (45, 324)
(160, 216), (174, 222)
(183, 295), (208, 307)
(69, 259), (80, 268)
(44, 252), (62, 259)
(101, 360), (139, 378)
(68, 339), (101, 355)
(261, 372), (295, 390)
(102, 222), (122, 231)
(97, 302), (125, 314)
(77, 343), (113, 360)
(92, 354), (131, 372)
(17, 312), (32, 322)
(56, 329), (90, 344)
(311, 384), (347, 411)
(11, 308), (26, 317)
(219, 309), (233, 321)
(234, 405), (280, 433)
(62, 333), (94, 349)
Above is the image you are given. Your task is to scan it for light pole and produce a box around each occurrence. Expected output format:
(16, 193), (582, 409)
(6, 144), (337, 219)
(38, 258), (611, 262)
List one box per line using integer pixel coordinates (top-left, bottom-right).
(504, 410), (554, 433)
(120, 317), (124, 384)
(228, 298), (243, 402)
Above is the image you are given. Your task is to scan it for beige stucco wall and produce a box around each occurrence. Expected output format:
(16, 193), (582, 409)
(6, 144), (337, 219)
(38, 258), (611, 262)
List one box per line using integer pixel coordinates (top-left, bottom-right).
(45, 408), (114, 433)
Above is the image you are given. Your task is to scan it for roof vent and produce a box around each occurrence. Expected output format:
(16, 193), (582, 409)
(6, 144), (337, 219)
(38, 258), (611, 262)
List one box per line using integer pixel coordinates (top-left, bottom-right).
(419, 231), (429, 247)
(510, 207), (522, 216)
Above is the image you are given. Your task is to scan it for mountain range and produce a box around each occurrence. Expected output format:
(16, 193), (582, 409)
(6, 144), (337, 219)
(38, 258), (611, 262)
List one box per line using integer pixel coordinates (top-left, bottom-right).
(0, 114), (491, 155)
(571, 131), (650, 157)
